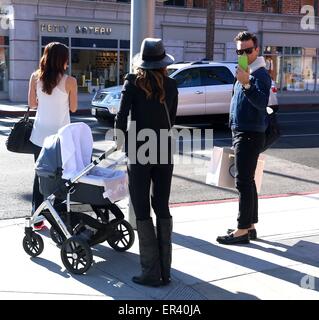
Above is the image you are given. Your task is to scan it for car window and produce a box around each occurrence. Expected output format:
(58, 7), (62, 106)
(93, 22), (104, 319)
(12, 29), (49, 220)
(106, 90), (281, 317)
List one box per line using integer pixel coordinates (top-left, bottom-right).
(167, 68), (178, 76)
(173, 68), (201, 88)
(201, 67), (234, 86)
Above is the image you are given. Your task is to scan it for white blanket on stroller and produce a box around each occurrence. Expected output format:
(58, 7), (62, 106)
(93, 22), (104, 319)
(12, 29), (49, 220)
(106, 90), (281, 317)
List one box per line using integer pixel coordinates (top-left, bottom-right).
(79, 167), (128, 202)
(57, 122), (93, 179)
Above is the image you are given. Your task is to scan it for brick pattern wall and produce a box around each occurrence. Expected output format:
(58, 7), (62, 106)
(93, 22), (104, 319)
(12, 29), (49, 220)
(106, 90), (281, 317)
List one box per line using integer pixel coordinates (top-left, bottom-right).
(244, 0), (262, 12)
(89, 0), (319, 16)
(216, 0), (227, 10)
(282, 0), (301, 15)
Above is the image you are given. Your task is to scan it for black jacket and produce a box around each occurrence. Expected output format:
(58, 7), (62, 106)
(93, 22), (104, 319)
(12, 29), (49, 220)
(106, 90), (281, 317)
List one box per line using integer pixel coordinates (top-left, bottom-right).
(115, 73), (178, 164)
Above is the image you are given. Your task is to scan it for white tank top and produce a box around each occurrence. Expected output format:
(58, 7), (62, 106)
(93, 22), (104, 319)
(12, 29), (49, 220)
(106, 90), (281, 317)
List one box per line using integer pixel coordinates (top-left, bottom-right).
(30, 74), (70, 147)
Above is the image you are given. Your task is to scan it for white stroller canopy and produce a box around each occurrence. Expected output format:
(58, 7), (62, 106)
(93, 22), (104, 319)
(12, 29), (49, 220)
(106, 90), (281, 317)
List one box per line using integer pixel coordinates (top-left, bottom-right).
(57, 122), (93, 179)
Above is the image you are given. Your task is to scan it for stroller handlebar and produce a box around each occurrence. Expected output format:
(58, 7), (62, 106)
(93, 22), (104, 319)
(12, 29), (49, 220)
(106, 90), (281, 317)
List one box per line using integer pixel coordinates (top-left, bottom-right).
(98, 145), (118, 162)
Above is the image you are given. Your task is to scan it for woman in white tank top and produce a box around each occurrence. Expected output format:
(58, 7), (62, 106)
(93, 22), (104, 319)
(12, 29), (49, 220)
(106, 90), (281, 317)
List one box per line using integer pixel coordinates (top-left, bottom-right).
(28, 42), (78, 224)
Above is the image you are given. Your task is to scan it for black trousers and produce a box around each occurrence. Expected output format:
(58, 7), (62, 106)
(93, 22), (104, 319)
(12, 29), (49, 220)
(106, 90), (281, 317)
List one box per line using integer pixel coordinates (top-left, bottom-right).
(128, 163), (174, 221)
(32, 143), (44, 213)
(232, 131), (265, 229)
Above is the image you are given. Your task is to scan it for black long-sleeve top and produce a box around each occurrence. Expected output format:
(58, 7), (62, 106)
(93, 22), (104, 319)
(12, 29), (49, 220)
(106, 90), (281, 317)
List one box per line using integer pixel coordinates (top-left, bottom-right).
(115, 73), (178, 164)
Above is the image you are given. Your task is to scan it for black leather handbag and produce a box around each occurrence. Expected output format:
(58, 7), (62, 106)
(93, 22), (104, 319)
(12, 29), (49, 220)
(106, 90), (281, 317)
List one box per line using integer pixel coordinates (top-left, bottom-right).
(261, 108), (281, 153)
(6, 107), (34, 154)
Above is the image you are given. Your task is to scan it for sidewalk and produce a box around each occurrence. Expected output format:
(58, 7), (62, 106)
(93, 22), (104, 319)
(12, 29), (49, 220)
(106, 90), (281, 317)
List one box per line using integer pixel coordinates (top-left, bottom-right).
(1, 192), (319, 300)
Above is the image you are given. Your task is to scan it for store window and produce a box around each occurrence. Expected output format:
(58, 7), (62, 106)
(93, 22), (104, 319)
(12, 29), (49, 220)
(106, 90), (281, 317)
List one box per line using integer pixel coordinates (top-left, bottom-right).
(0, 36), (9, 94)
(225, 0), (244, 11)
(164, 0), (185, 7)
(42, 37), (69, 47)
(262, 0), (282, 13)
(263, 46), (282, 85)
(264, 46), (318, 92)
(41, 36), (130, 94)
(71, 38), (129, 94)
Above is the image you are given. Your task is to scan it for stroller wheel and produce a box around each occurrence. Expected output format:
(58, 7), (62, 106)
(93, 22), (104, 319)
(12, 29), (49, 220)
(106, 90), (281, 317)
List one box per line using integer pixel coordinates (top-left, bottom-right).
(61, 236), (93, 275)
(107, 220), (135, 252)
(23, 233), (44, 257)
(50, 227), (64, 246)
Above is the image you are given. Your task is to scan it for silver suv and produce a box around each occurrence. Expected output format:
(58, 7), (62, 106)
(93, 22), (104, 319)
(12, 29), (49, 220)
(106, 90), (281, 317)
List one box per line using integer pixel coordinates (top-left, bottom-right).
(167, 61), (236, 117)
(91, 60), (278, 122)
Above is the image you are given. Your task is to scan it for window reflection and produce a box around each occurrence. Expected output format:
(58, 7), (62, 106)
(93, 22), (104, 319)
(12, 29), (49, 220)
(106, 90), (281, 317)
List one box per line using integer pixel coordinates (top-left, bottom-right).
(0, 37), (9, 93)
(263, 46), (318, 92)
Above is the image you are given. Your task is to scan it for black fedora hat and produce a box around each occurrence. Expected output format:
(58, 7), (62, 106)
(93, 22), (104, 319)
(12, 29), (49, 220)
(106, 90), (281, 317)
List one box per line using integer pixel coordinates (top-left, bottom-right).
(134, 38), (175, 69)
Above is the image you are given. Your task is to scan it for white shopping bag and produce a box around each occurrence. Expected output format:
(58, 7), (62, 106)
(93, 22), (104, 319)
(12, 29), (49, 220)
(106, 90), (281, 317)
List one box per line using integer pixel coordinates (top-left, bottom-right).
(206, 147), (265, 193)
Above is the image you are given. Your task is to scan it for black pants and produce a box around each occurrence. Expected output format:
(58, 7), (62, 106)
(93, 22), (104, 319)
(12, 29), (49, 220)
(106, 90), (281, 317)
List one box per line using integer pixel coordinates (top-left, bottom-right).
(232, 131), (265, 229)
(32, 143), (44, 213)
(128, 164), (174, 221)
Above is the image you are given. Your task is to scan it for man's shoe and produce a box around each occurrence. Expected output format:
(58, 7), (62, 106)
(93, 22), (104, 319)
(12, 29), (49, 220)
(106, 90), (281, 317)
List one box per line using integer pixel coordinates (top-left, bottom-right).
(216, 233), (250, 245)
(227, 228), (257, 240)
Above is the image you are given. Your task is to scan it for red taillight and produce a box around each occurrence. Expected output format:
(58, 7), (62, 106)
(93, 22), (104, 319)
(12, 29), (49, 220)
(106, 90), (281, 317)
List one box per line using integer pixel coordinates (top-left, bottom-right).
(272, 86), (278, 93)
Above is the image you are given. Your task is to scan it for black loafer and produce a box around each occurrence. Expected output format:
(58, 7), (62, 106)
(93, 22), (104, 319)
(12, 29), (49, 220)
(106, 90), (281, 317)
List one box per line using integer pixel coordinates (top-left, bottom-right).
(216, 233), (250, 245)
(227, 228), (257, 240)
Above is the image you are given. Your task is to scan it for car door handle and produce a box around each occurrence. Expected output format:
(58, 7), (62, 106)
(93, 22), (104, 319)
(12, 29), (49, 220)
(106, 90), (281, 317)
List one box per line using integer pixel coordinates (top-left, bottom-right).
(195, 91), (204, 94)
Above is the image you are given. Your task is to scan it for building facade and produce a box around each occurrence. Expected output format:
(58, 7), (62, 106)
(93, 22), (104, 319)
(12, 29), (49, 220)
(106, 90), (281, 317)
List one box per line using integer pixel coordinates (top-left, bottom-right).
(0, 0), (319, 101)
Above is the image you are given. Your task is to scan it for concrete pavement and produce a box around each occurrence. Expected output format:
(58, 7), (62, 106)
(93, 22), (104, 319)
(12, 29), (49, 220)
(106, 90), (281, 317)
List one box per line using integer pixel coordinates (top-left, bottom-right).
(1, 192), (319, 300)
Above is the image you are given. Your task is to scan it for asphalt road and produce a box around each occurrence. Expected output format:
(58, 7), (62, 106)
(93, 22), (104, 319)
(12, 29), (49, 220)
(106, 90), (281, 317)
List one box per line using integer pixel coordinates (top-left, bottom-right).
(1, 108), (319, 219)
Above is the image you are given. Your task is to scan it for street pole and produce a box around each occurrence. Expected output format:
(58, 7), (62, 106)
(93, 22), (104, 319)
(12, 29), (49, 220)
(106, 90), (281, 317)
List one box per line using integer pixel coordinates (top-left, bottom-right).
(206, 0), (215, 60)
(128, 0), (156, 228)
(130, 0), (155, 72)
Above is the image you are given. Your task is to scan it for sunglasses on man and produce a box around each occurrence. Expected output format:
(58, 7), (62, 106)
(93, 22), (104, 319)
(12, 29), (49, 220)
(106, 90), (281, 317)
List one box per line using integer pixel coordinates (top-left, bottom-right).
(236, 47), (256, 56)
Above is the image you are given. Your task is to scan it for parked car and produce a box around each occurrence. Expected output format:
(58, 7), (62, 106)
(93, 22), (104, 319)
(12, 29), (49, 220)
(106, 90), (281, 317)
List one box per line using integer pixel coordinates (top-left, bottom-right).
(91, 86), (121, 121)
(91, 60), (278, 122)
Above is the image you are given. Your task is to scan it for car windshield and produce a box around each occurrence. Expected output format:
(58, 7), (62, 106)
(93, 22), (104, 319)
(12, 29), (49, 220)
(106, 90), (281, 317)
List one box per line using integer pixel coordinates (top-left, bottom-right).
(167, 68), (178, 77)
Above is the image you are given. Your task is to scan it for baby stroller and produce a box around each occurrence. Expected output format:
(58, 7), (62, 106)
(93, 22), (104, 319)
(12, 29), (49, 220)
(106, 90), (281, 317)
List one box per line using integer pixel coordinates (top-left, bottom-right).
(23, 122), (135, 275)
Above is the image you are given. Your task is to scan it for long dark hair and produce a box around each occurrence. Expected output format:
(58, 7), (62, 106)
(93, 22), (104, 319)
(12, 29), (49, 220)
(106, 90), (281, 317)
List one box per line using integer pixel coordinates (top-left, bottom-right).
(37, 42), (69, 95)
(135, 68), (167, 104)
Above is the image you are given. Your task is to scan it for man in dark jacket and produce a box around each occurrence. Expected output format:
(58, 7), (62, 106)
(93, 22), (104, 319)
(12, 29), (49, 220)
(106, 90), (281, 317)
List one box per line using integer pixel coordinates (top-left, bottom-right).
(217, 32), (271, 245)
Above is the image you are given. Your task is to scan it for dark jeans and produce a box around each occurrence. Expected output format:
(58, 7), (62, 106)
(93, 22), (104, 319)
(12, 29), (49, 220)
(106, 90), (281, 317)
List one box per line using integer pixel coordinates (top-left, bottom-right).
(32, 143), (44, 214)
(128, 163), (174, 221)
(232, 131), (265, 229)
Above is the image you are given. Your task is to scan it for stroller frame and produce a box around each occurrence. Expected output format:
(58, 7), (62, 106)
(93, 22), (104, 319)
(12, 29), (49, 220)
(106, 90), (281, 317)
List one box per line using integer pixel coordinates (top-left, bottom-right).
(23, 146), (135, 275)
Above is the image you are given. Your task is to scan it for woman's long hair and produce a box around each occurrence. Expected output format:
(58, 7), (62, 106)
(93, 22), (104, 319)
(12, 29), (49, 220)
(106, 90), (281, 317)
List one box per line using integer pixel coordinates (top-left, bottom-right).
(135, 68), (167, 104)
(37, 42), (69, 95)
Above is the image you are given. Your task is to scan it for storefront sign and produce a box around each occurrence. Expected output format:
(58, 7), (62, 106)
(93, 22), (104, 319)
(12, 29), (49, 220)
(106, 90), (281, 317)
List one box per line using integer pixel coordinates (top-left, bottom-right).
(75, 26), (112, 35)
(40, 23), (112, 35)
(41, 24), (68, 33)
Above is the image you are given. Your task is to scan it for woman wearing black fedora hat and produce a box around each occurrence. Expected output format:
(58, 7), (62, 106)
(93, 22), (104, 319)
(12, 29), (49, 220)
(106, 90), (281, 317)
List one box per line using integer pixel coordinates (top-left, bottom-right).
(115, 38), (178, 287)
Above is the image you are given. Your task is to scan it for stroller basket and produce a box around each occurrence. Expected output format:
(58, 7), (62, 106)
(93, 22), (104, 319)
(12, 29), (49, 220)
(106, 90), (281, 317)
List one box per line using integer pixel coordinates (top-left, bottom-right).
(39, 168), (127, 206)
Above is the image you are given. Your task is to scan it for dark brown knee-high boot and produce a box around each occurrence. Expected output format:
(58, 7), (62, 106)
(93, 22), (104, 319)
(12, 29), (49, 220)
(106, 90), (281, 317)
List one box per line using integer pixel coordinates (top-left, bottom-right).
(132, 218), (162, 287)
(157, 217), (173, 285)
